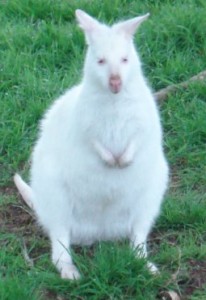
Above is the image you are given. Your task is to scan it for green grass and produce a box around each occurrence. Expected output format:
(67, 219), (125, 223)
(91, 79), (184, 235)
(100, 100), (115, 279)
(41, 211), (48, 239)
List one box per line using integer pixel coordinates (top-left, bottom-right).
(0, 0), (206, 299)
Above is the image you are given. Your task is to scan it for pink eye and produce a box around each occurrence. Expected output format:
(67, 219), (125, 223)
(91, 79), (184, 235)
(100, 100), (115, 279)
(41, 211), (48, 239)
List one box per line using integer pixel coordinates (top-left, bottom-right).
(122, 57), (128, 63)
(98, 58), (106, 65)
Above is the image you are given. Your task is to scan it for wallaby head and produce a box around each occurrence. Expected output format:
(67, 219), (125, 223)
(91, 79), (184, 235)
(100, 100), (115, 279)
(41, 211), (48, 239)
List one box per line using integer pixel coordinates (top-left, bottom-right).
(76, 9), (149, 94)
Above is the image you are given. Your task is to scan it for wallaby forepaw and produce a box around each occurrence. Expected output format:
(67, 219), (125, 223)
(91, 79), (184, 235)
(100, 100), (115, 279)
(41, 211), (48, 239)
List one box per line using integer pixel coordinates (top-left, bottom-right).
(104, 153), (117, 167)
(60, 264), (81, 280)
(118, 156), (133, 168)
(117, 141), (135, 168)
(147, 262), (159, 275)
(93, 141), (116, 167)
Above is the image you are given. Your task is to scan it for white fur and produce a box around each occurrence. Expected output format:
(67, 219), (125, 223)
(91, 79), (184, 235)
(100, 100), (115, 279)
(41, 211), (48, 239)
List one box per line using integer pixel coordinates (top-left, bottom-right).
(14, 10), (169, 280)
(14, 174), (33, 209)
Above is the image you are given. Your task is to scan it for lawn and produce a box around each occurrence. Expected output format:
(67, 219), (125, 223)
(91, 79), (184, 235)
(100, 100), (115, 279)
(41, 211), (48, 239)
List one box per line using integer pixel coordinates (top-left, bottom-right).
(0, 0), (206, 299)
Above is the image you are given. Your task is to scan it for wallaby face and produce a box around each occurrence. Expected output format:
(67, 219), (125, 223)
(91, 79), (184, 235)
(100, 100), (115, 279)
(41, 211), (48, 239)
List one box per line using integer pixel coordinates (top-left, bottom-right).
(76, 10), (149, 94)
(85, 32), (135, 94)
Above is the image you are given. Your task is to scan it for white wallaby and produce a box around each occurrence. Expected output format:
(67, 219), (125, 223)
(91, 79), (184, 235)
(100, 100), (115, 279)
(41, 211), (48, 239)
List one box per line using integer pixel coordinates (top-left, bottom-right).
(14, 9), (169, 280)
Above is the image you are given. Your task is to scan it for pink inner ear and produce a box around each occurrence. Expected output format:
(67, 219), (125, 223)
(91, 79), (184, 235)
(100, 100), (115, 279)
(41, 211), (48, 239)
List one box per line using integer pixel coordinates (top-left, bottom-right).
(114, 13), (150, 37)
(75, 9), (99, 32)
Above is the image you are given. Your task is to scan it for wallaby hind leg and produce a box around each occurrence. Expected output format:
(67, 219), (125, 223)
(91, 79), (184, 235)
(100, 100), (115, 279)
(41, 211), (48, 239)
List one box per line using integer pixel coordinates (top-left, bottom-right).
(50, 229), (80, 280)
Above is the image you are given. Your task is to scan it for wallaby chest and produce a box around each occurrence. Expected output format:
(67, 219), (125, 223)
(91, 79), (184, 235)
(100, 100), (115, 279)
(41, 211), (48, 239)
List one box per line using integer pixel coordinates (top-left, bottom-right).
(76, 95), (144, 149)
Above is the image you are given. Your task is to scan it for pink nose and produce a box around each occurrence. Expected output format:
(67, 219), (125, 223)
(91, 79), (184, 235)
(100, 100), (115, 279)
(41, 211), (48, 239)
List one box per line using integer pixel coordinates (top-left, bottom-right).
(109, 75), (122, 94)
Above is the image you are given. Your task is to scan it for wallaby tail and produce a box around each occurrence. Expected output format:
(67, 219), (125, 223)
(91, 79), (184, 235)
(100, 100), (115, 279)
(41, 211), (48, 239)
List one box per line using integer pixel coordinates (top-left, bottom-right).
(14, 174), (34, 209)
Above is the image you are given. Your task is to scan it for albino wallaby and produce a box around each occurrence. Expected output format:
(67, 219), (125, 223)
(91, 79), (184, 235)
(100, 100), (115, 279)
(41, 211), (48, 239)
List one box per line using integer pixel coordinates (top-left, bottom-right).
(14, 9), (169, 280)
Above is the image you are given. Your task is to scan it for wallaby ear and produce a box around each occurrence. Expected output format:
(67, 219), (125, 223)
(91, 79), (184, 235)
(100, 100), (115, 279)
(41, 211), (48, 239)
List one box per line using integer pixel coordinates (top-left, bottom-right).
(75, 9), (101, 41)
(114, 13), (150, 37)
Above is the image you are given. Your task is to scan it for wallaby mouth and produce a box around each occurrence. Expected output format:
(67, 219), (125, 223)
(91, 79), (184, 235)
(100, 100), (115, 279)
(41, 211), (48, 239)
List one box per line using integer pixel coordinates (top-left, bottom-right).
(109, 75), (122, 94)
(110, 85), (122, 94)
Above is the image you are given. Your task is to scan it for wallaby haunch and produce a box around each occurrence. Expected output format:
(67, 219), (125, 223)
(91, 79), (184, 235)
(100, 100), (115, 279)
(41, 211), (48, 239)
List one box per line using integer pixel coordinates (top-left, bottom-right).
(14, 9), (169, 280)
